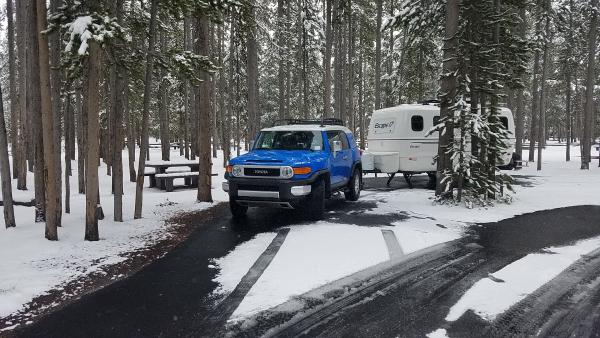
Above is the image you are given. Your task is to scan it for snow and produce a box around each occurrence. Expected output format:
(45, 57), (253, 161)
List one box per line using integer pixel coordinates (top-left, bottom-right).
(230, 222), (390, 320)
(0, 143), (231, 320)
(210, 142), (600, 322)
(445, 236), (600, 322)
(65, 16), (93, 55)
(155, 171), (199, 178)
(427, 328), (450, 338)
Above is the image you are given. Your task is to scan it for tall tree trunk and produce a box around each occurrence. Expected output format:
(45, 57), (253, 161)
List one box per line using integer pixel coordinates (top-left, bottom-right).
(436, 0), (459, 198)
(197, 15), (213, 202)
(537, 3), (550, 171)
(64, 92), (71, 213)
(13, 0), (27, 190)
(85, 41), (102, 240)
(323, 0), (333, 118)
(134, 0), (159, 218)
(0, 83), (16, 228)
(276, 0), (286, 120)
(358, 34), (365, 149)
(581, 0), (597, 170)
(247, 5), (258, 143)
(514, 8), (526, 158)
(112, 0), (125, 222)
(27, 0), (45, 222)
(37, 0), (60, 239)
(374, 0), (383, 110)
(158, 28), (170, 161)
(528, 7), (542, 162)
(385, 0), (395, 108)
(347, 1), (355, 128)
(49, 0), (62, 225)
(219, 23), (229, 167)
(7, 0), (19, 180)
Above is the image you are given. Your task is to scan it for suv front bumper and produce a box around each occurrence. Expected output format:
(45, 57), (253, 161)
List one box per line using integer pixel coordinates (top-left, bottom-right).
(224, 174), (319, 208)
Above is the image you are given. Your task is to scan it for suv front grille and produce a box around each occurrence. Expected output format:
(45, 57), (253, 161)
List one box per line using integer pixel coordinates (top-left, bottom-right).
(237, 184), (279, 192)
(243, 167), (280, 177)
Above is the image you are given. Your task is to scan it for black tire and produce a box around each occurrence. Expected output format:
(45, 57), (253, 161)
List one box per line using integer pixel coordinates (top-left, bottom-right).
(229, 197), (248, 218)
(345, 168), (362, 201)
(306, 179), (325, 221)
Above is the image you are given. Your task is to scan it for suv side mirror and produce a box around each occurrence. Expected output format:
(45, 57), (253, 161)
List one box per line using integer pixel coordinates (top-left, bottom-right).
(332, 140), (342, 154)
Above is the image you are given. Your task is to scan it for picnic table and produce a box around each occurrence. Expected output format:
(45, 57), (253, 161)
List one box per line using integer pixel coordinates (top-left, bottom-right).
(145, 160), (199, 189)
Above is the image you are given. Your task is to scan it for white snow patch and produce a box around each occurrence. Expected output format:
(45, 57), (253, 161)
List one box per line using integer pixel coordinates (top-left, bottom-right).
(211, 232), (277, 294)
(427, 328), (450, 338)
(229, 223), (389, 320)
(446, 236), (600, 322)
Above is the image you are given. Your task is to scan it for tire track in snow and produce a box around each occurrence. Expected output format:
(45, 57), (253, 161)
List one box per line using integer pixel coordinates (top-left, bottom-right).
(381, 229), (404, 260)
(200, 228), (290, 334)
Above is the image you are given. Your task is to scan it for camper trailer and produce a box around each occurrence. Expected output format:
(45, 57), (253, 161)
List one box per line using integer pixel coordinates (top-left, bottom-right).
(362, 103), (517, 187)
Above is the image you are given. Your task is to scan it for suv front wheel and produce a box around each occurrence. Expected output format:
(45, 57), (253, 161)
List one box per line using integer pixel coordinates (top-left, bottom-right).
(345, 168), (361, 201)
(230, 197), (248, 218)
(306, 179), (325, 221)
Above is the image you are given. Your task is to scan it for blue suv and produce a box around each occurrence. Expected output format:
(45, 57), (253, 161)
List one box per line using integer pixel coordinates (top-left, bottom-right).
(223, 119), (362, 220)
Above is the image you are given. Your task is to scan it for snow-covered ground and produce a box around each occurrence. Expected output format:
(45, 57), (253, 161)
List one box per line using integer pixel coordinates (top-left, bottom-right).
(211, 142), (600, 321)
(1, 140), (599, 329)
(0, 143), (232, 323)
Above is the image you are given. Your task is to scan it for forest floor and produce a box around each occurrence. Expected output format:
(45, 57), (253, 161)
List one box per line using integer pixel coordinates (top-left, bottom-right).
(1, 141), (599, 336)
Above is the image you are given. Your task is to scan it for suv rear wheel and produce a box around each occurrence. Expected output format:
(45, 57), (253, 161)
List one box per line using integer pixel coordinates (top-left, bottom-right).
(345, 168), (361, 201)
(230, 197), (248, 218)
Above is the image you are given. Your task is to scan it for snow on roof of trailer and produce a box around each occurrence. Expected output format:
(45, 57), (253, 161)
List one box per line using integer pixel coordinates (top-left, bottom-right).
(374, 104), (441, 114)
(374, 103), (512, 115)
(261, 124), (352, 133)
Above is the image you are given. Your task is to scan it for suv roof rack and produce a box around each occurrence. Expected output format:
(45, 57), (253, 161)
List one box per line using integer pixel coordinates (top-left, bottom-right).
(418, 99), (441, 105)
(272, 118), (345, 127)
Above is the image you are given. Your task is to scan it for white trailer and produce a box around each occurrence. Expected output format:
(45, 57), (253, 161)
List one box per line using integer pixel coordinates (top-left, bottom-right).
(362, 103), (517, 187)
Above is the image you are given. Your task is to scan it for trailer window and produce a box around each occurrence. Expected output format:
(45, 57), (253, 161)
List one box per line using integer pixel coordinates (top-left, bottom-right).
(499, 117), (509, 130)
(411, 115), (424, 131)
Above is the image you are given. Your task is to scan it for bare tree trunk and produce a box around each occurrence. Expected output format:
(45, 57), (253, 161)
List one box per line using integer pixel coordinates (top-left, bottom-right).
(276, 0), (286, 120)
(197, 15), (213, 202)
(347, 0), (355, 128)
(49, 0), (62, 225)
(358, 34), (365, 149)
(37, 0), (60, 239)
(374, 0), (383, 110)
(27, 0), (45, 222)
(581, 0), (597, 170)
(112, 0), (125, 222)
(158, 27), (170, 161)
(85, 41), (102, 240)
(514, 8), (526, 158)
(528, 8), (542, 162)
(134, 0), (159, 218)
(436, 0), (459, 198)
(7, 0), (19, 180)
(13, 0), (27, 190)
(218, 23), (228, 167)
(77, 89), (86, 194)
(323, 0), (333, 118)
(64, 92), (71, 213)
(0, 83), (16, 228)
(247, 5), (259, 143)
(537, 3), (550, 171)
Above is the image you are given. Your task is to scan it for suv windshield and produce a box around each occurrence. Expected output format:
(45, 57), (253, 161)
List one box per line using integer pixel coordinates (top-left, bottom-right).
(254, 131), (323, 151)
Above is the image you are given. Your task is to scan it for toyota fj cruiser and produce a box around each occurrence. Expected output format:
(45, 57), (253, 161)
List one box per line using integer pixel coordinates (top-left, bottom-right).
(222, 118), (362, 220)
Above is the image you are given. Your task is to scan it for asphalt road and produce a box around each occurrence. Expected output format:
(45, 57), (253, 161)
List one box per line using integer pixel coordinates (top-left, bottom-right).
(9, 181), (600, 338)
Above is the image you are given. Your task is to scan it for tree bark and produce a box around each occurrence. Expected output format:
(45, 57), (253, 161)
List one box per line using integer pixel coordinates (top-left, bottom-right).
(7, 0), (19, 180)
(537, 2), (551, 171)
(13, 0), (27, 190)
(0, 83), (16, 228)
(374, 0), (383, 110)
(112, 0), (125, 222)
(435, 0), (459, 198)
(85, 41), (102, 240)
(27, 0), (45, 222)
(49, 0), (62, 225)
(134, 0), (159, 218)
(37, 0), (60, 239)
(581, 0), (597, 170)
(528, 6), (542, 162)
(197, 15), (213, 202)
(158, 27), (170, 161)
(323, 0), (333, 118)
(514, 8), (526, 158)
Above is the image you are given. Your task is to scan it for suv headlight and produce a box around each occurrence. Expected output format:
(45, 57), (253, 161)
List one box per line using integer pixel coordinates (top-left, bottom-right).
(232, 165), (243, 177)
(281, 166), (293, 178)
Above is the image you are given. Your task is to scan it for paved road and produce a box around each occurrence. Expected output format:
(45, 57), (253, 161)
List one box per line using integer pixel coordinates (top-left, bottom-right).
(10, 183), (600, 338)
